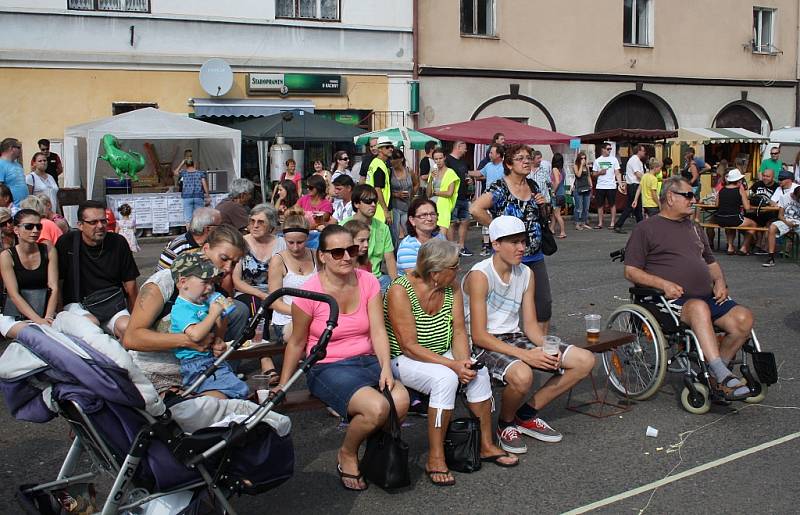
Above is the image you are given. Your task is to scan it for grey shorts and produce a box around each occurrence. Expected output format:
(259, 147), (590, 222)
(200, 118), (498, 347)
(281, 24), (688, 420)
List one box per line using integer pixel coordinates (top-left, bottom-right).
(476, 332), (573, 384)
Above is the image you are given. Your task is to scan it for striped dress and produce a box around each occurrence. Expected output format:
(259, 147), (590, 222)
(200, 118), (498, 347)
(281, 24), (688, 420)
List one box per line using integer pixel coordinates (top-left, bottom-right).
(384, 275), (454, 358)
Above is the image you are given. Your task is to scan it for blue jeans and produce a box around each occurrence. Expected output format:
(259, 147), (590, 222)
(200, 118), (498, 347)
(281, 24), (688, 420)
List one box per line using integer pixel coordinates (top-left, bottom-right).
(573, 191), (590, 224)
(180, 354), (250, 399)
(307, 355), (381, 419)
(182, 196), (205, 221)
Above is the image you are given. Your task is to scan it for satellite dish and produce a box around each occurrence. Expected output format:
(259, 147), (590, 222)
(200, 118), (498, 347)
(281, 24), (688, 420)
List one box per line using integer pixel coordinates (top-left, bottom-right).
(199, 58), (233, 97)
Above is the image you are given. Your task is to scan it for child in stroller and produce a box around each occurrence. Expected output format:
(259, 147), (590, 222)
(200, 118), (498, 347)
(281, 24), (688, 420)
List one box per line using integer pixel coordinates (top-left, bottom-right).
(170, 253), (249, 399)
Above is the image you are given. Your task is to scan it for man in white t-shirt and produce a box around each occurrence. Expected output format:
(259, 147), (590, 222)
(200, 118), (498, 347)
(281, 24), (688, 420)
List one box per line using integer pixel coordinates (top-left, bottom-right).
(613, 144), (646, 233)
(463, 216), (594, 454)
(771, 170), (799, 207)
(591, 143), (622, 229)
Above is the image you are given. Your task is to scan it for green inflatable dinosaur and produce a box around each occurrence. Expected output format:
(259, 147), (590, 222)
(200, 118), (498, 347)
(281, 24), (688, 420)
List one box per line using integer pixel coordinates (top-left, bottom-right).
(99, 134), (145, 181)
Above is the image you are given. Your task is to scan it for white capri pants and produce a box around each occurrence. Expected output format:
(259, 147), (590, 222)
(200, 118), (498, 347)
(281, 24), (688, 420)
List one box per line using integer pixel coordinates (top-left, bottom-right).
(391, 350), (493, 427)
(64, 302), (129, 334)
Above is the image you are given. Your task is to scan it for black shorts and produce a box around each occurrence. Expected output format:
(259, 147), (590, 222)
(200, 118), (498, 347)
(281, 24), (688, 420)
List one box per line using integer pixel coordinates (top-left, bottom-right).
(714, 213), (744, 228)
(595, 189), (616, 207)
(744, 212), (778, 228)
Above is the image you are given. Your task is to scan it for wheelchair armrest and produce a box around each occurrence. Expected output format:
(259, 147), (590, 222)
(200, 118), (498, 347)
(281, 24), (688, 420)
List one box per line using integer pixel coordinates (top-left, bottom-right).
(629, 286), (665, 298)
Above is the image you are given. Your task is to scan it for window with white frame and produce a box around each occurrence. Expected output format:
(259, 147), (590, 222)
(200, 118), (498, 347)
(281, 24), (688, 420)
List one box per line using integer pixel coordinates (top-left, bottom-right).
(276, 0), (340, 21)
(752, 7), (776, 53)
(68, 0), (149, 12)
(623, 0), (652, 46)
(460, 0), (495, 36)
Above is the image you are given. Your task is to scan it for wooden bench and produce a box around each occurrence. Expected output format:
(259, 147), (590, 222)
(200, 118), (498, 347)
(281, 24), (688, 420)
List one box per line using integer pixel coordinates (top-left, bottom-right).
(698, 222), (768, 251)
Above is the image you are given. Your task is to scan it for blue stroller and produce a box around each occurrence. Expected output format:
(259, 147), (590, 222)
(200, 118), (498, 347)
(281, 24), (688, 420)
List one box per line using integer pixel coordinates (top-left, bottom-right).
(0, 288), (339, 514)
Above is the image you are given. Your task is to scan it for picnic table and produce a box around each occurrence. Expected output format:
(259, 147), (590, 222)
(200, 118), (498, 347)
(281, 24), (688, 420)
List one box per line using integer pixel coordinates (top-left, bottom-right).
(694, 203), (779, 250)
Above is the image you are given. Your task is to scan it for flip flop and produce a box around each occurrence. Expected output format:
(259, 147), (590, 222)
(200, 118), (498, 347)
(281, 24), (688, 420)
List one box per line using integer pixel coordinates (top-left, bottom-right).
(337, 463), (368, 491)
(556, 234), (567, 239)
(426, 469), (455, 486)
(481, 452), (519, 468)
(258, 369), (281, 386)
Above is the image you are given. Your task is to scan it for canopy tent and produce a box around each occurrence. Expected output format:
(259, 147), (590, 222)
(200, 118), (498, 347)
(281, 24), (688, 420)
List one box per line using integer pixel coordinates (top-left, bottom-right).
(226, 110), (365, 142)
(64, 108), (241, 200)
(354, 127), (439, 150)
(667, 127), (768, 145)
(769, 127), (800, 144)
(578, 128), (677, 145)
(420, 116), (573, 145)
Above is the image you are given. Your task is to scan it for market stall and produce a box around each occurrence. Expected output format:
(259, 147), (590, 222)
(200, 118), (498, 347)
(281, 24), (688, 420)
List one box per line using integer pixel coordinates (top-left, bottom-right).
(63, 107), (241, 206)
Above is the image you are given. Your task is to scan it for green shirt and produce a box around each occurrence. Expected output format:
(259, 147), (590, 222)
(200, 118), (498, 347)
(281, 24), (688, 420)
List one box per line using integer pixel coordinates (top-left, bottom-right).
(340, 216), (393, 277)
(384, 275), (454, 357)
(759, 158), (782, 176)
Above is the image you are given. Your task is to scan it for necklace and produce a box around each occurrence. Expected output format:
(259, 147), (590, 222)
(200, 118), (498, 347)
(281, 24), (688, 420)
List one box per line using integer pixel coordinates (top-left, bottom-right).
(84, 238), (105, 260)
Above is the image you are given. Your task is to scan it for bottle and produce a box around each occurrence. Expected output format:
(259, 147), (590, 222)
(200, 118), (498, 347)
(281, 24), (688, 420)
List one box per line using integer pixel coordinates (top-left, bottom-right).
(254, 319), (266, 343)
(207, 292), (235, 319)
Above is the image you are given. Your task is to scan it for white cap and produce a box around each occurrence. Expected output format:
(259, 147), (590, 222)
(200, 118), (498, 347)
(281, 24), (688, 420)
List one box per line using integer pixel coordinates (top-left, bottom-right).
(725, 169), (744, 182)
(375, 136), (394, 148)
(489, 216), (526, 242)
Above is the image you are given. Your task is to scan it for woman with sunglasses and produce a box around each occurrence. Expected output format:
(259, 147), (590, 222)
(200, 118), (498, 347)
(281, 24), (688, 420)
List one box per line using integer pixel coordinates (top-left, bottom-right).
(268, 212), (316, 345)
(331, 150), (355, 183)
(20, 195), (63, 248)
(297, 175), (334, 231)
(0, 209), (59, 324)
(276, 224), (409, 491)
(385, 239), (517, 486)
(396, 198), (444, 275)
(426, 148), (459, 238)
(470, 144), (553, 334)
(389, 149), (418, 241)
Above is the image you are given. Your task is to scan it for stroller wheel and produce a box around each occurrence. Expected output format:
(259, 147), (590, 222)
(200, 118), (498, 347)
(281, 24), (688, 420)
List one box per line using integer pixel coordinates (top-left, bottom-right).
(744, 382), (768, 404)
(679, 383), (710, 414)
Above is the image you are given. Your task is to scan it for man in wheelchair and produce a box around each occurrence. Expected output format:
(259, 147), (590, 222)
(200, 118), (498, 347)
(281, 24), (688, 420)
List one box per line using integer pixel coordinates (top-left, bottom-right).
(623, 176), (753, 401)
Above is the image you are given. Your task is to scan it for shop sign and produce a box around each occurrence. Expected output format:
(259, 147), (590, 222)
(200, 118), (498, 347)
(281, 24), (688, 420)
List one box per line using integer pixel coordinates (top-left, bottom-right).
(248, 73), (342, 95)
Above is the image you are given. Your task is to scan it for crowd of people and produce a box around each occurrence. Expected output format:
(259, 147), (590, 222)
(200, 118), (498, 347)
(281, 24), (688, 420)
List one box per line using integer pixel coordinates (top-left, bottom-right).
(0, 131), (793, 493)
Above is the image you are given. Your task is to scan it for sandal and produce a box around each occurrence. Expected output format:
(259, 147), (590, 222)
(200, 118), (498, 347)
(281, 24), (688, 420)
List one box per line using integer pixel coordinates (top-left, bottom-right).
(557, 234), (567, 239)
(726, 248), (736, 255)
(337, 463), (368, 491)
(709, 374), (750, 401)
(736, 250), (751, 256)
(481, 452), (519, 468)
(593, 225), (603, 230)
(259, 369), (281, 387)
(426, 469), (455, 486)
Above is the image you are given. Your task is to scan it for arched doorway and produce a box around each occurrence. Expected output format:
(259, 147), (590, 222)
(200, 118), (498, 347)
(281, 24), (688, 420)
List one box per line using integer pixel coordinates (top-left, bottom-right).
(713, 101), (771, 135)
(595, 91), (677, 131)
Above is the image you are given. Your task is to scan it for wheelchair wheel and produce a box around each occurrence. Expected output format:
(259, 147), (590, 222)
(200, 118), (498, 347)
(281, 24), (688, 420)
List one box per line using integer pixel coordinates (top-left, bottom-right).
(680, 383), (711, 414)
(744, 383), (768, 404)
(602, 304), (667, 400)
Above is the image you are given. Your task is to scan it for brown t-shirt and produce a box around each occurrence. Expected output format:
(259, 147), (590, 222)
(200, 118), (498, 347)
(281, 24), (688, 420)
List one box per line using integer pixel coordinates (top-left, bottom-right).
(624, 215), (716, 298)
(216, 199), (249, 231)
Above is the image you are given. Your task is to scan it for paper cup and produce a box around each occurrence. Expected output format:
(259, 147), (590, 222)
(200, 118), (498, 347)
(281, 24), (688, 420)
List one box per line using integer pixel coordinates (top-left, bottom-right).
(257, 389), (269, 404)
(646, 426), (658, 438)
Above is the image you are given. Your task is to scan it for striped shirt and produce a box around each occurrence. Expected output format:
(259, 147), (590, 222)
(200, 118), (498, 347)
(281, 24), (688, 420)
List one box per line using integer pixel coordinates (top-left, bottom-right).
(396, 233), (445, 275)
(463, 257), (530, 335)
(385, 275), (454, 358)
(155, 232), (201, 271)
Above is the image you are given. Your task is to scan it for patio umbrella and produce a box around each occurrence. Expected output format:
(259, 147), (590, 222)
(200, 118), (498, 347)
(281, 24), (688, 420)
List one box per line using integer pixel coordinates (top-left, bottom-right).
(420, 116), (573, 145)
(354, 127), (439, 150)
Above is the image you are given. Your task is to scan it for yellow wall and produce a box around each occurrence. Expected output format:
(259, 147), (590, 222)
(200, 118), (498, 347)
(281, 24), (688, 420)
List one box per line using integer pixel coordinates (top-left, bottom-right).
(0, 68), (388, 158)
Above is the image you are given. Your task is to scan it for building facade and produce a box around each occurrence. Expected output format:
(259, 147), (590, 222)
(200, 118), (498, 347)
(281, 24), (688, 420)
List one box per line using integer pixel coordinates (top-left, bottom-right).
(0, 0), (414, 170)
(417, 0), (800, 144)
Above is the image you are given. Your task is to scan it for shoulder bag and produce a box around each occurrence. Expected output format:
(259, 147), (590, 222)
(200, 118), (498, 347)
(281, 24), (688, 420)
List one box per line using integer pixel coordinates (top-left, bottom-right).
(359, 387), (410, 490)
(72, 233), (127, 323)
(444, 392), (482, 473)
(526, 178), (558, 256)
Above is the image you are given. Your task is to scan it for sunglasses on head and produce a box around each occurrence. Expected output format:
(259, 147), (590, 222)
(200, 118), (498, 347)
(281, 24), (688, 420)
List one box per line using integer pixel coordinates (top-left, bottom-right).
(20, 223), (43, 231)
(323, 244), (360, 260)
(671, 190), (696, 200)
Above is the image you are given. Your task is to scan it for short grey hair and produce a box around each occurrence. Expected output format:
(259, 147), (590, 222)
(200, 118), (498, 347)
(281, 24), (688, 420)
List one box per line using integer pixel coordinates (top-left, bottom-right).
(20, 195), (46, 216)
(415, 239), (460, 281)
(229, 178), (255, 199)
(249, 203), (279, 232)
(188, 207), (220, 234)
(0, 207), (11, 222)
(659, 176), (690, 204)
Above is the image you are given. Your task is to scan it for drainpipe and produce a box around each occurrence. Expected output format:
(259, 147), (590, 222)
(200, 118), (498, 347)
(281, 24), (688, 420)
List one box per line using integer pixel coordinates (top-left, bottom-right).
(412, 0), (419, 131)
(796, 3), (800, 125)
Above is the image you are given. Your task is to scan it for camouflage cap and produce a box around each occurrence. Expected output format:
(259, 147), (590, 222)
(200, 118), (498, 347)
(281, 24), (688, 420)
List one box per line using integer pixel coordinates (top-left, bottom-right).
(171, 253), (222, 281)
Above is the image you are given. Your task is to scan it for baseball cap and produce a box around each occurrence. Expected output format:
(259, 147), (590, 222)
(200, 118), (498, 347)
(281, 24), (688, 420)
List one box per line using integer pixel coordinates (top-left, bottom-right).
(489, 216), (526, 242)
(171, 253), (222, 281)
(375, 136), (394, 148)
(778, 170), (794, 182)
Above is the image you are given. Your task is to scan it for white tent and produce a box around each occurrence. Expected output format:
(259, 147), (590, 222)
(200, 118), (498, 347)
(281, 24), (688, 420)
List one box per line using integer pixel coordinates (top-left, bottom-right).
(63, 108), (241, 199)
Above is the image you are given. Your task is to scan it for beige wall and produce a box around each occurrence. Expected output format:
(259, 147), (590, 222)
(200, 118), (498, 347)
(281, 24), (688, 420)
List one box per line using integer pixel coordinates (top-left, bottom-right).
(0, 69), (388, 158)
(419, 0), (798, 80)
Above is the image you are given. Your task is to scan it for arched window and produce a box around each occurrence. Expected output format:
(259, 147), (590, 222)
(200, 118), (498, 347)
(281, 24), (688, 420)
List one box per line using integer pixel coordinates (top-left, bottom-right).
(595, 91), (677, 131)
(713, 102), (770, 135)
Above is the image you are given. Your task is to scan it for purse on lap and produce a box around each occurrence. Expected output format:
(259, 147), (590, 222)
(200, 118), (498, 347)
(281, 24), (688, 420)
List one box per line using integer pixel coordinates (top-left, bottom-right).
(1, 288), (50, 320)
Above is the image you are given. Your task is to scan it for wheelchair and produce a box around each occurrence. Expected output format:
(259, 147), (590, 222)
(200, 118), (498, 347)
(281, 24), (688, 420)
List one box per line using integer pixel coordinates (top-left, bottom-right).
(606, 249), (778, 414)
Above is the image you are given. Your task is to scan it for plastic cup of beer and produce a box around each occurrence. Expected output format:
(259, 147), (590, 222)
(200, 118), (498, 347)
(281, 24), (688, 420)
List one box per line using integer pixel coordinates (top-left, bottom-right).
(585, 314), (602, 342)
(543, 335), (561, 356)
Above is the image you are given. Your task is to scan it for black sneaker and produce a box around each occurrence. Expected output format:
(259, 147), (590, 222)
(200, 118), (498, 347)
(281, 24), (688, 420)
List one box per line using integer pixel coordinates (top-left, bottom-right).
(613, 227), (627, 234)
(460, 247), (474, 257)
(753, 248), (769, 256)
(480, 245), (491, 256)
(762, 259), (776, 268)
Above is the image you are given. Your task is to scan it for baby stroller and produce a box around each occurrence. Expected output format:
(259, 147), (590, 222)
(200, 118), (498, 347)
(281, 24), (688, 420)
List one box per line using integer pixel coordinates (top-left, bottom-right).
(0, 288), (339, 514)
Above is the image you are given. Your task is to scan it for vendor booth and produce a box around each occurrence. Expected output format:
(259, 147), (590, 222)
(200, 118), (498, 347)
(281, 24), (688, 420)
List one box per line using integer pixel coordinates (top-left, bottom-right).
(63, 108), (241, 228)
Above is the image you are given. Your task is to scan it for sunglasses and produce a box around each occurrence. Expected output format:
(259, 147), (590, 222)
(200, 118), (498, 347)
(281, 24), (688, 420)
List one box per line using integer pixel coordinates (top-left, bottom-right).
(20, 223), (43, 231)
(0, 219), (11, 227)
(670, 190), (696, 200)
(358, 198), (377, 205)
(339, 156), (350, 161)
(81, 218), (109, 226)
(323, 244), (360, 260)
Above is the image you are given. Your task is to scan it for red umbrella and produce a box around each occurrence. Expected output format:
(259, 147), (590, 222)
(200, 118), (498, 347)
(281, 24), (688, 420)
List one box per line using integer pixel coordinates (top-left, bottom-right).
(419, 116), (573, 145)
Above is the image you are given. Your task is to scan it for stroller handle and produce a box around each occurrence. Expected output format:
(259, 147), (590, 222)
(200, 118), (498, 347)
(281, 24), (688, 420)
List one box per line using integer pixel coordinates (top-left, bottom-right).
(180, 287), (338, 398)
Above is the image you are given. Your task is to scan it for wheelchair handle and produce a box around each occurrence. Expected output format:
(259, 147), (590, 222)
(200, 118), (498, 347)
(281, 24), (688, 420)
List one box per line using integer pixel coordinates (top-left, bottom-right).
(610, 248), (626, 262)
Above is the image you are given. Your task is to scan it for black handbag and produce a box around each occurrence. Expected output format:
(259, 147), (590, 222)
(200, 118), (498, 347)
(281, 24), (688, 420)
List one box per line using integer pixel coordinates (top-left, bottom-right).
(526, 178), (558, 256)
(359, 388), (410, 490)
(2, 288), (50, 320)
(444, 395), (482, 473)
(82, 286), (127, 323)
